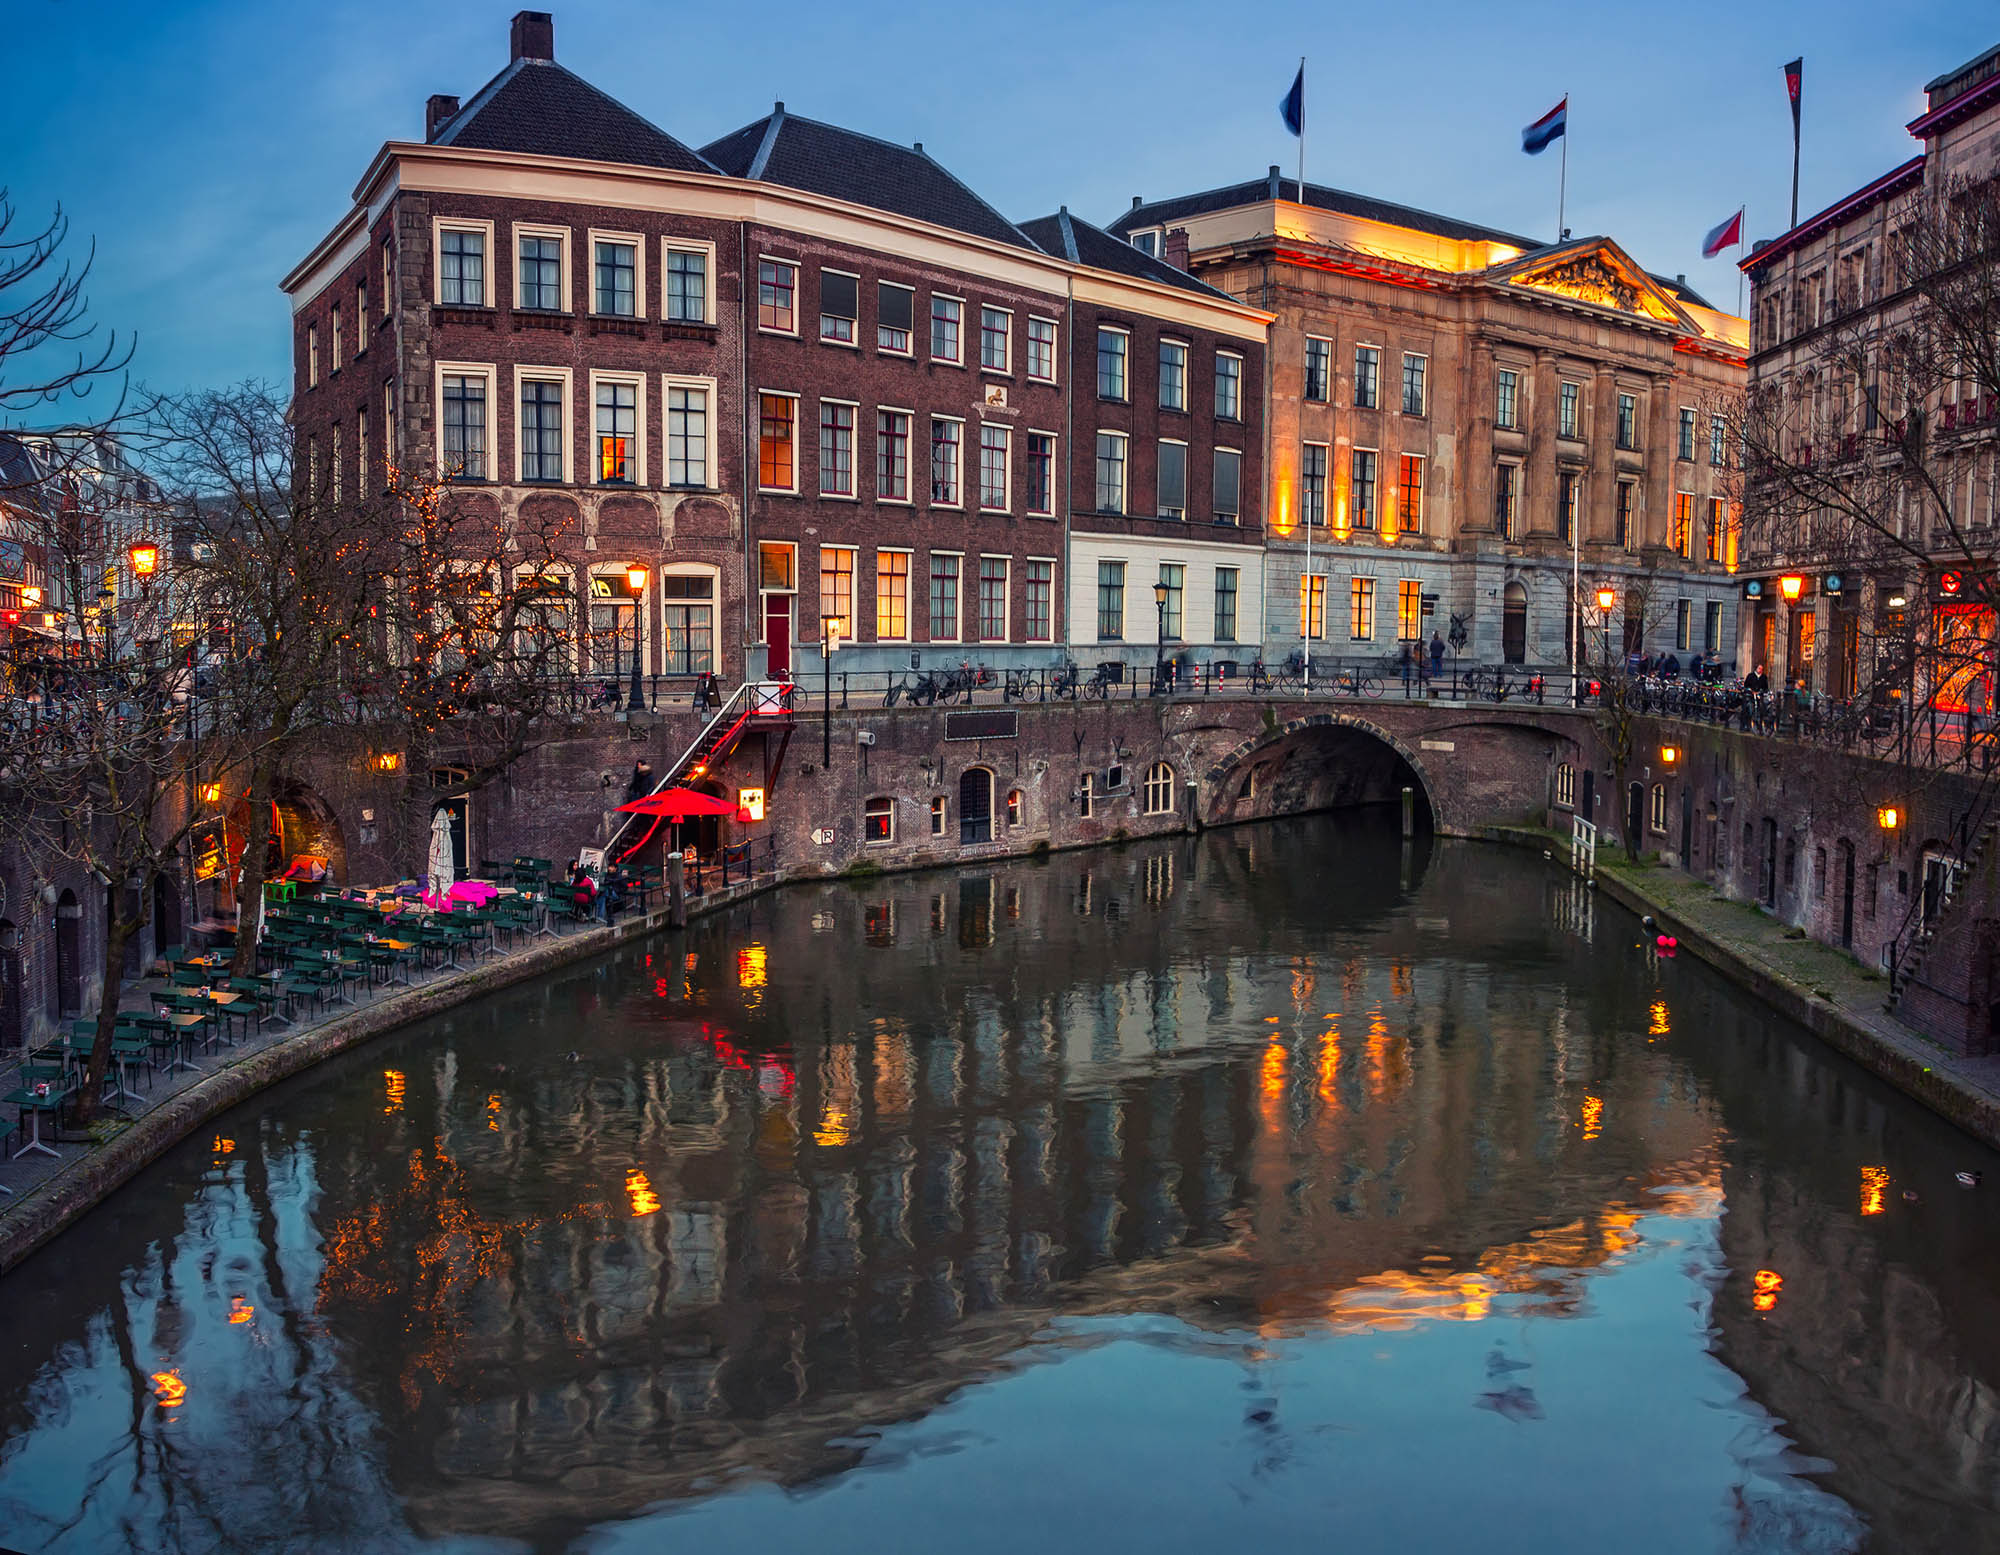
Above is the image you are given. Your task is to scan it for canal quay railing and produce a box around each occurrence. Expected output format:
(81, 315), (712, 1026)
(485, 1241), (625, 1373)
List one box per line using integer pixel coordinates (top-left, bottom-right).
(1570, 816), (1599, 881)
(1629, 676), (1999, 775)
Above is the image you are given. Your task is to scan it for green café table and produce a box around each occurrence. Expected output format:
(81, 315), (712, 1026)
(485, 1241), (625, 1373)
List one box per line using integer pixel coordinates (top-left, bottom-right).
(7, 1085), (70, 1158)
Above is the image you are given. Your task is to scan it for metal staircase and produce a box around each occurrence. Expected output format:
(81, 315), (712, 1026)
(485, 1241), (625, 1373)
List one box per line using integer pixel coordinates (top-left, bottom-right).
(1886, 796), (1998, 1011)
(604, 683), (793, 863)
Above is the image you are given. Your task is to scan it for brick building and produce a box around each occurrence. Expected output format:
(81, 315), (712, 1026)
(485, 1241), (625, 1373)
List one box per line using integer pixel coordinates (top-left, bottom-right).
(1111, 172), (1747, 673)
(281, 12), (1268, 693)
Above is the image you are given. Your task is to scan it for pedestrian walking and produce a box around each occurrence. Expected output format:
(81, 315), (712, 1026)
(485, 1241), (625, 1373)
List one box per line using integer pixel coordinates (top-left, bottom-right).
(1429, 632), (1445, 678)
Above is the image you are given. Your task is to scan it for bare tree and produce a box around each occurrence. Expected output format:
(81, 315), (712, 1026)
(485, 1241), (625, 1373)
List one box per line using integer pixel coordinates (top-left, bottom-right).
(0, 192), (132, 462)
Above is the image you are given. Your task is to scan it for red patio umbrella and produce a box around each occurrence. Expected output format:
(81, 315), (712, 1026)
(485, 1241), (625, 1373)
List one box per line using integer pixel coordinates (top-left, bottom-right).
(616, 788), (736, 819)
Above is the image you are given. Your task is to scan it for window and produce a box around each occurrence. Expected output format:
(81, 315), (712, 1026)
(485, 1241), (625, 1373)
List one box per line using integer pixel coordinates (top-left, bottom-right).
(1556, 763), (1576, 807)
(357, 409), (368, 497)
(931, 796), (947, 837)
(330, 423), (342, 503)
(1027, 316), (1057, 382)
(518, 233), (563, 311)
(1496, 369), (1519, 429)
(1672, 492), (1694, 556)
(978, 424), (1010, 511)
(1349, 577), (1375, 641)
(932, 295), (962, 362)
(587, 572), (640, 676)
(356, 282), (367, 343)
(665, 245), (709, 323)
(864, 798), (895, 843)
(1559, 381), (1580, 438)
(877, 281), (913, 353)
(819, 401), (856, 496)
(1078, 771), (1094, 819)
(1558, 471), (1580, 541)
(819, 547), (855, 641)
(979, 557), (1008, 639)
(1398, 579), (1422, 641)
(1709, 414), (1727, 467)
(1650, 784), (1668, 834)
(380, 244), (392, 316)
(758, 260), (797, 332)
(439, 227), (486, 306)
(1398, 454), (1424, 533)
(819, 270), (858, 344)
(1215, 567), (1239, 642)
(876, 551), (910, 640)
(1006, 789), (1024, 827)
(519, 378), (564, 483)
(1354, 346), (1380, 409)
(928, 553), (961, 640)
(1158, 563), (1184, 640)
(1097, 560), (1126, 640)
(1301, 442), (1328, 529)
(1215, 448), (1242, 524)
(1675, 598), (1692, 652)
(1705, 497), (1726, 562)
(1616, 392), (1638, 450)
(330, 304), (342, 374)
(1129, 229), (1160, 257)
(980, 306), (1011, 371)
(307, 436), (319, 498)
(1025, 560), (1054, 641)
(758, 393), (797, 490)
(1095, 432), (1128, 513)
(1351, 449), (1378, 531)
(1704, 600), (1723, 654)
(1157, 440), (1188, 519)
(1678, 406), (1696, 461)
(931, 417), (963, 505)
(1215, 352), (1242, 419)
(594, 240), (636, 316)
(307, 324), (318, 387)
(877, 410), (910, 501)
(1402, 353), (1427, 416)
(1143, 762), (1175, 816)
(667, 382), (709, 487)
(384, 380), (396, 469)
(1026, 432), (1055, 516)
(1160, 340), (1188, 410)
(1299, 574), (1325, 640)
(444, 371), (486, 475)
(662, 572), (716, 673)
(595, 379), (637, 484)
(1097, 327), (1129, 399)
(1304, 337), (1331, 402)
(1494, 462), (1518, 538)
(1615, 481), (1636, 548)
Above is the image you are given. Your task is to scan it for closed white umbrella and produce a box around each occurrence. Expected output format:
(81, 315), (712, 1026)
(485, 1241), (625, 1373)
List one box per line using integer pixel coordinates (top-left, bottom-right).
(428, 807), (456, 907)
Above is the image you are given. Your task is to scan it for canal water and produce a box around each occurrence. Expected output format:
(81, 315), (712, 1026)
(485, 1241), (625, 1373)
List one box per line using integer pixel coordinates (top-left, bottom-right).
(1, 816), (1996, 1555)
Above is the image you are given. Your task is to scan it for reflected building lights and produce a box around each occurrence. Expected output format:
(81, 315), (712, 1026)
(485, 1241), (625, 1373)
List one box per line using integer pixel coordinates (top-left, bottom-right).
(626, 1169), (661, 1217)
(1860, 1166), (1889, 1217)
(1581, 1095), (1604, 1141)
(1754, 1268), (1784, 1312)
(383, 1069), (406, 1114)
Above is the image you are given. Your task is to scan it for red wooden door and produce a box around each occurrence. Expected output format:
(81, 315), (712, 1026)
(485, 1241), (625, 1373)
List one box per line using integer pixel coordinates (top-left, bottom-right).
(764, 596), (792, 678)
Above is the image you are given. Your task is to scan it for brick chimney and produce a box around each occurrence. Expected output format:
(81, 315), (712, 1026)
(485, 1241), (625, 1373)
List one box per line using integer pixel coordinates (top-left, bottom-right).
(510, 10), (555, 61)
(1163, 227), (1191, 272)
(425, 94), (460, 142)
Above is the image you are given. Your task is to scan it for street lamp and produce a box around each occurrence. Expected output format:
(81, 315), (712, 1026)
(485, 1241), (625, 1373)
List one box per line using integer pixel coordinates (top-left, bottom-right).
(1778, 574), (1805, 603)
(623, 562), (649, 712)
(1153, 580), (1170, 696)
(820, 614), (844, 769)
(1593, 585), (1618, 693)
(128, 541), (160, 590)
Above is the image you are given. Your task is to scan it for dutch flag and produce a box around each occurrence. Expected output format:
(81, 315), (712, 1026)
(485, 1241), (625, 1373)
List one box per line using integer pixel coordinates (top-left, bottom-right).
(1522, 97), (1567, 156)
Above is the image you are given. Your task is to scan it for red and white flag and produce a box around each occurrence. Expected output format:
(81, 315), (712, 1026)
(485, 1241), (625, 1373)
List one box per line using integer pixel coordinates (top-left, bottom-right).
(1701, 208), (1743, 259)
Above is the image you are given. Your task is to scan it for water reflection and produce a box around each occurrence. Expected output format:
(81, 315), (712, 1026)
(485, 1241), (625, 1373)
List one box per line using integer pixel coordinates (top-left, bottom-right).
(0, 817), (1995, 1554)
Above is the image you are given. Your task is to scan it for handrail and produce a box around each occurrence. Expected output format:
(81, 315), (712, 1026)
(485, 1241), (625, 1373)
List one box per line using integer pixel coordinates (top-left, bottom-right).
(602, 682), (754, 860)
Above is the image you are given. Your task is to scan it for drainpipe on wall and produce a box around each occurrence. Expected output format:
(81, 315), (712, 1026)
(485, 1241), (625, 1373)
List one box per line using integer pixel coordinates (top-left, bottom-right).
(739, 222), (755, 685)
(1064, 278), (1076, 661)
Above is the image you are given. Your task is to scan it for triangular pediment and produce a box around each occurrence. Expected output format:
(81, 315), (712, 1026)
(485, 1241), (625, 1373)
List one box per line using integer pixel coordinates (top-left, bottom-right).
(1491, 240), (1691, 327)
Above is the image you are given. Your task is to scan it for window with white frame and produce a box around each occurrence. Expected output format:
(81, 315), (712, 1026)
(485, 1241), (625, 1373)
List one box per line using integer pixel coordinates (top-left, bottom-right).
(661, 567), (717, 674)
(1158, 563), (1183, 640)
(864, 797), (895, 843)
(331, 304), (342, 374)
(1556, 763), (1576, 807)
(978, 556), (1008, 639)
(1157, 440), (1188, 520)
(1214, 566), (1239, 642)
(878, 410), (911, 501)
(1349, 577), (1375, 641)
(1025, 559), (1054, 641)
(511, 566), (576, 674)
(878, 282), (914, 353)
(307, 324), (319, 388)
(1399, 454), (1425, 533)
(1097, 560), (1126, 641)
(665, 379), (710, 487)
(1403, 352), (1427, 416)
(820, 269), (858, 344)
(1160, 340), (1188, 411)
(980, 306), (1011, 371)
(1351, 448), (1378, 530)
(436, 221), (490, 306)
(1095, 431), (1128, 513)
(928, 552), (961, 641)
(1143, 762), (1175, 815)
(978, 424), (1009, 511)
(931, 294), (962, 363)
(931, 417), (963, 505)
(758, 259), (798, 333)
(819, 400), (856, 496)
(819, 546), (855, 641)
(1215, 448), (1241, 524)
(1559, 380), (1581, 438)
(516, 228), (566, 312)
(587, 570), (645, 676)
(1710, 414), (1727, 466)
(1300, 574), (1326, 640)
(664, 242), (711, 323)
(356, 282), (367, 346)
(1650, 783), (1668, 833)
(1098, 326), (1129, 400)
(1215, 352), (1242, 419)
(357, 409), (368, 496)
(1354, 345), (1380, 409)
(330, 423), (342, 504)
(1616, 392), (1639, 449)
(1496, 368), (1520, 429)
(1027, 316), (1057, 382)
(758, 392), (798, 491)
(593, 375), (640, 484)
(876, 550), (911, 640)
(1304, 336), (1330, 402)
(1026, 431), (1055, 516)
(380, 243), (393, 316)
(438, 365), (491, 480)
(593, 236), (639, 317)
(1678, 406), (1696, 461)
(519, 373), (567, 483)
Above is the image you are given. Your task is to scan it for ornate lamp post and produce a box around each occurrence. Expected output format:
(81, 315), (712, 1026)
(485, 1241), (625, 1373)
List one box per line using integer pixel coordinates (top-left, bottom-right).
(624, 562), (648, 712)
(1594, 585), (1618, 680)
(1152, 580), (1170, 696)
(820, 614), (843, 769)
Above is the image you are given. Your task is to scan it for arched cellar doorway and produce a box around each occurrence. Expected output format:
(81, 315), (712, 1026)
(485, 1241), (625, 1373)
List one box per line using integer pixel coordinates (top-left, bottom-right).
(1502, 581), (1528, 664)
(1207, 717), (1437, 832)
(53, 890), (82, 1017)
(224, 781), (349, 905)
(959, 767), (994, 845)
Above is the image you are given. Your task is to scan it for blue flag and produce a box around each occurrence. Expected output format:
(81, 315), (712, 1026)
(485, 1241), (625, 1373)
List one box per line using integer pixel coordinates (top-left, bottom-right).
(1280, 65), (1304, 137)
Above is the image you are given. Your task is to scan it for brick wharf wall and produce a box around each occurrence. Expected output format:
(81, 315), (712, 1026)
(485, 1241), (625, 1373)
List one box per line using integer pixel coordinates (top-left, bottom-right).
(740, 226), (1069, 674)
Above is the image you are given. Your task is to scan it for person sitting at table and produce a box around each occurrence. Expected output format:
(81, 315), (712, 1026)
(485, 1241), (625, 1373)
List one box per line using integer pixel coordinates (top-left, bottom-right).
(601, 873), (628, 921)
(565, 862), (601, 922)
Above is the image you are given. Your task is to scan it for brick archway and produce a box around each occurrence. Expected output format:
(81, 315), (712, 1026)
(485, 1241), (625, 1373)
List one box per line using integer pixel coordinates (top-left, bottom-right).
(1200, 710), (1448, 831)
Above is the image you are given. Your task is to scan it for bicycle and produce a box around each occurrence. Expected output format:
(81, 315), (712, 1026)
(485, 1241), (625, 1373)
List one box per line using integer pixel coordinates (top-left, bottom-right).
(1330, 667), (1383, 699)
(1081, 662), (1121, 700)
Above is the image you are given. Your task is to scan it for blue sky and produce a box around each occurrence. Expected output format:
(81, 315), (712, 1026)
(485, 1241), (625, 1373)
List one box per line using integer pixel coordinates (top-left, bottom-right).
(4, 0), (1991, 405)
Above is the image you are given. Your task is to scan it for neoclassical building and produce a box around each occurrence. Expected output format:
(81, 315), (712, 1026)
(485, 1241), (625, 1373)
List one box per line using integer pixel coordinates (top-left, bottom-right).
(1113, 173), (1748, 671)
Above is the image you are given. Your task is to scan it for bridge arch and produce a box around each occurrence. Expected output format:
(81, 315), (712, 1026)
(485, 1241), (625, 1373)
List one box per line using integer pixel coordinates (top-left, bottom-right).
(1200, 711), (1441, 832)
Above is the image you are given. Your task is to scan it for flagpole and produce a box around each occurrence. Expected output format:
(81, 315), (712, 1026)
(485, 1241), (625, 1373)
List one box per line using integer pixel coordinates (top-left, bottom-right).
(1297, 56), (1306, 204)
(1557, 93), (1568, 239)
(1737, 205), (1747, 316)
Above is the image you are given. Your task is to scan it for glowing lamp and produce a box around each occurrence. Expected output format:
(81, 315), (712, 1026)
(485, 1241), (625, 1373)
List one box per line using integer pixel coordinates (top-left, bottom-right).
(1594, 586), (1617, 611)
(375, 751), (404, 774)
(1153, 581), (1170, 607)
(624, 562), (649, 596)
(1939, 569), (1964, 597)
(1876, 805), (1900, 831)
(737, 786), (766, 822)
(22, 585), (42, 606)
(1778, 574), (1804, 602)
(199, 782), (222, 804)
(1659, 744), (1680, 766)
(128, 541), (160, 579)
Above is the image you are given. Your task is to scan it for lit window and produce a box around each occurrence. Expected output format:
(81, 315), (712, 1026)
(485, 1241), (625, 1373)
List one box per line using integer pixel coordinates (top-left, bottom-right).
(1006, 789), (1023, 827)
(1349, 577), (1375, 641)
(1397, 579), (1422, 641)
(758, 393), (796, 490)
(875, 551), (909, 640)
(1299, 574), (1325, 641)
(818, 547), (854, 642)
(595, 381), (636, 484)
(1494, 462), (1518, 539)
(1399, 454), (1425, 533)
(864, 798), (894, 843)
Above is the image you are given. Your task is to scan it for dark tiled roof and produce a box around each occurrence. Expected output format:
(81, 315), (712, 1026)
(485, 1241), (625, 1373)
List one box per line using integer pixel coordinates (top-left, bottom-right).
(1109, 177), (1543, 252)
(1652, 273), (1714, 311)
(701, 107), (1036, 250)
(435, 59), (718, 174)
(1016, 210), (1240, 302)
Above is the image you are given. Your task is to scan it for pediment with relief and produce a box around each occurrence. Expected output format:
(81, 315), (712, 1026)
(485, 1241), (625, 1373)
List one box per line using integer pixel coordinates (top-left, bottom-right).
(1498, 243), (1687, 326)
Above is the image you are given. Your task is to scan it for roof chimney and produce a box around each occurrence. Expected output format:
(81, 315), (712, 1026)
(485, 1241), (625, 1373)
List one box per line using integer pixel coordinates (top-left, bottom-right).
(510, 10), (554, 62)
(774, 100), (784, 113)
(1164, 227), (1191, 273)
(1268, 164), (1282, 199)
(1131, 196), (1143, 210)
(1675, 273), (1687, 288)
(913, 141), (924, 154)
(425, 94), (460, 142)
